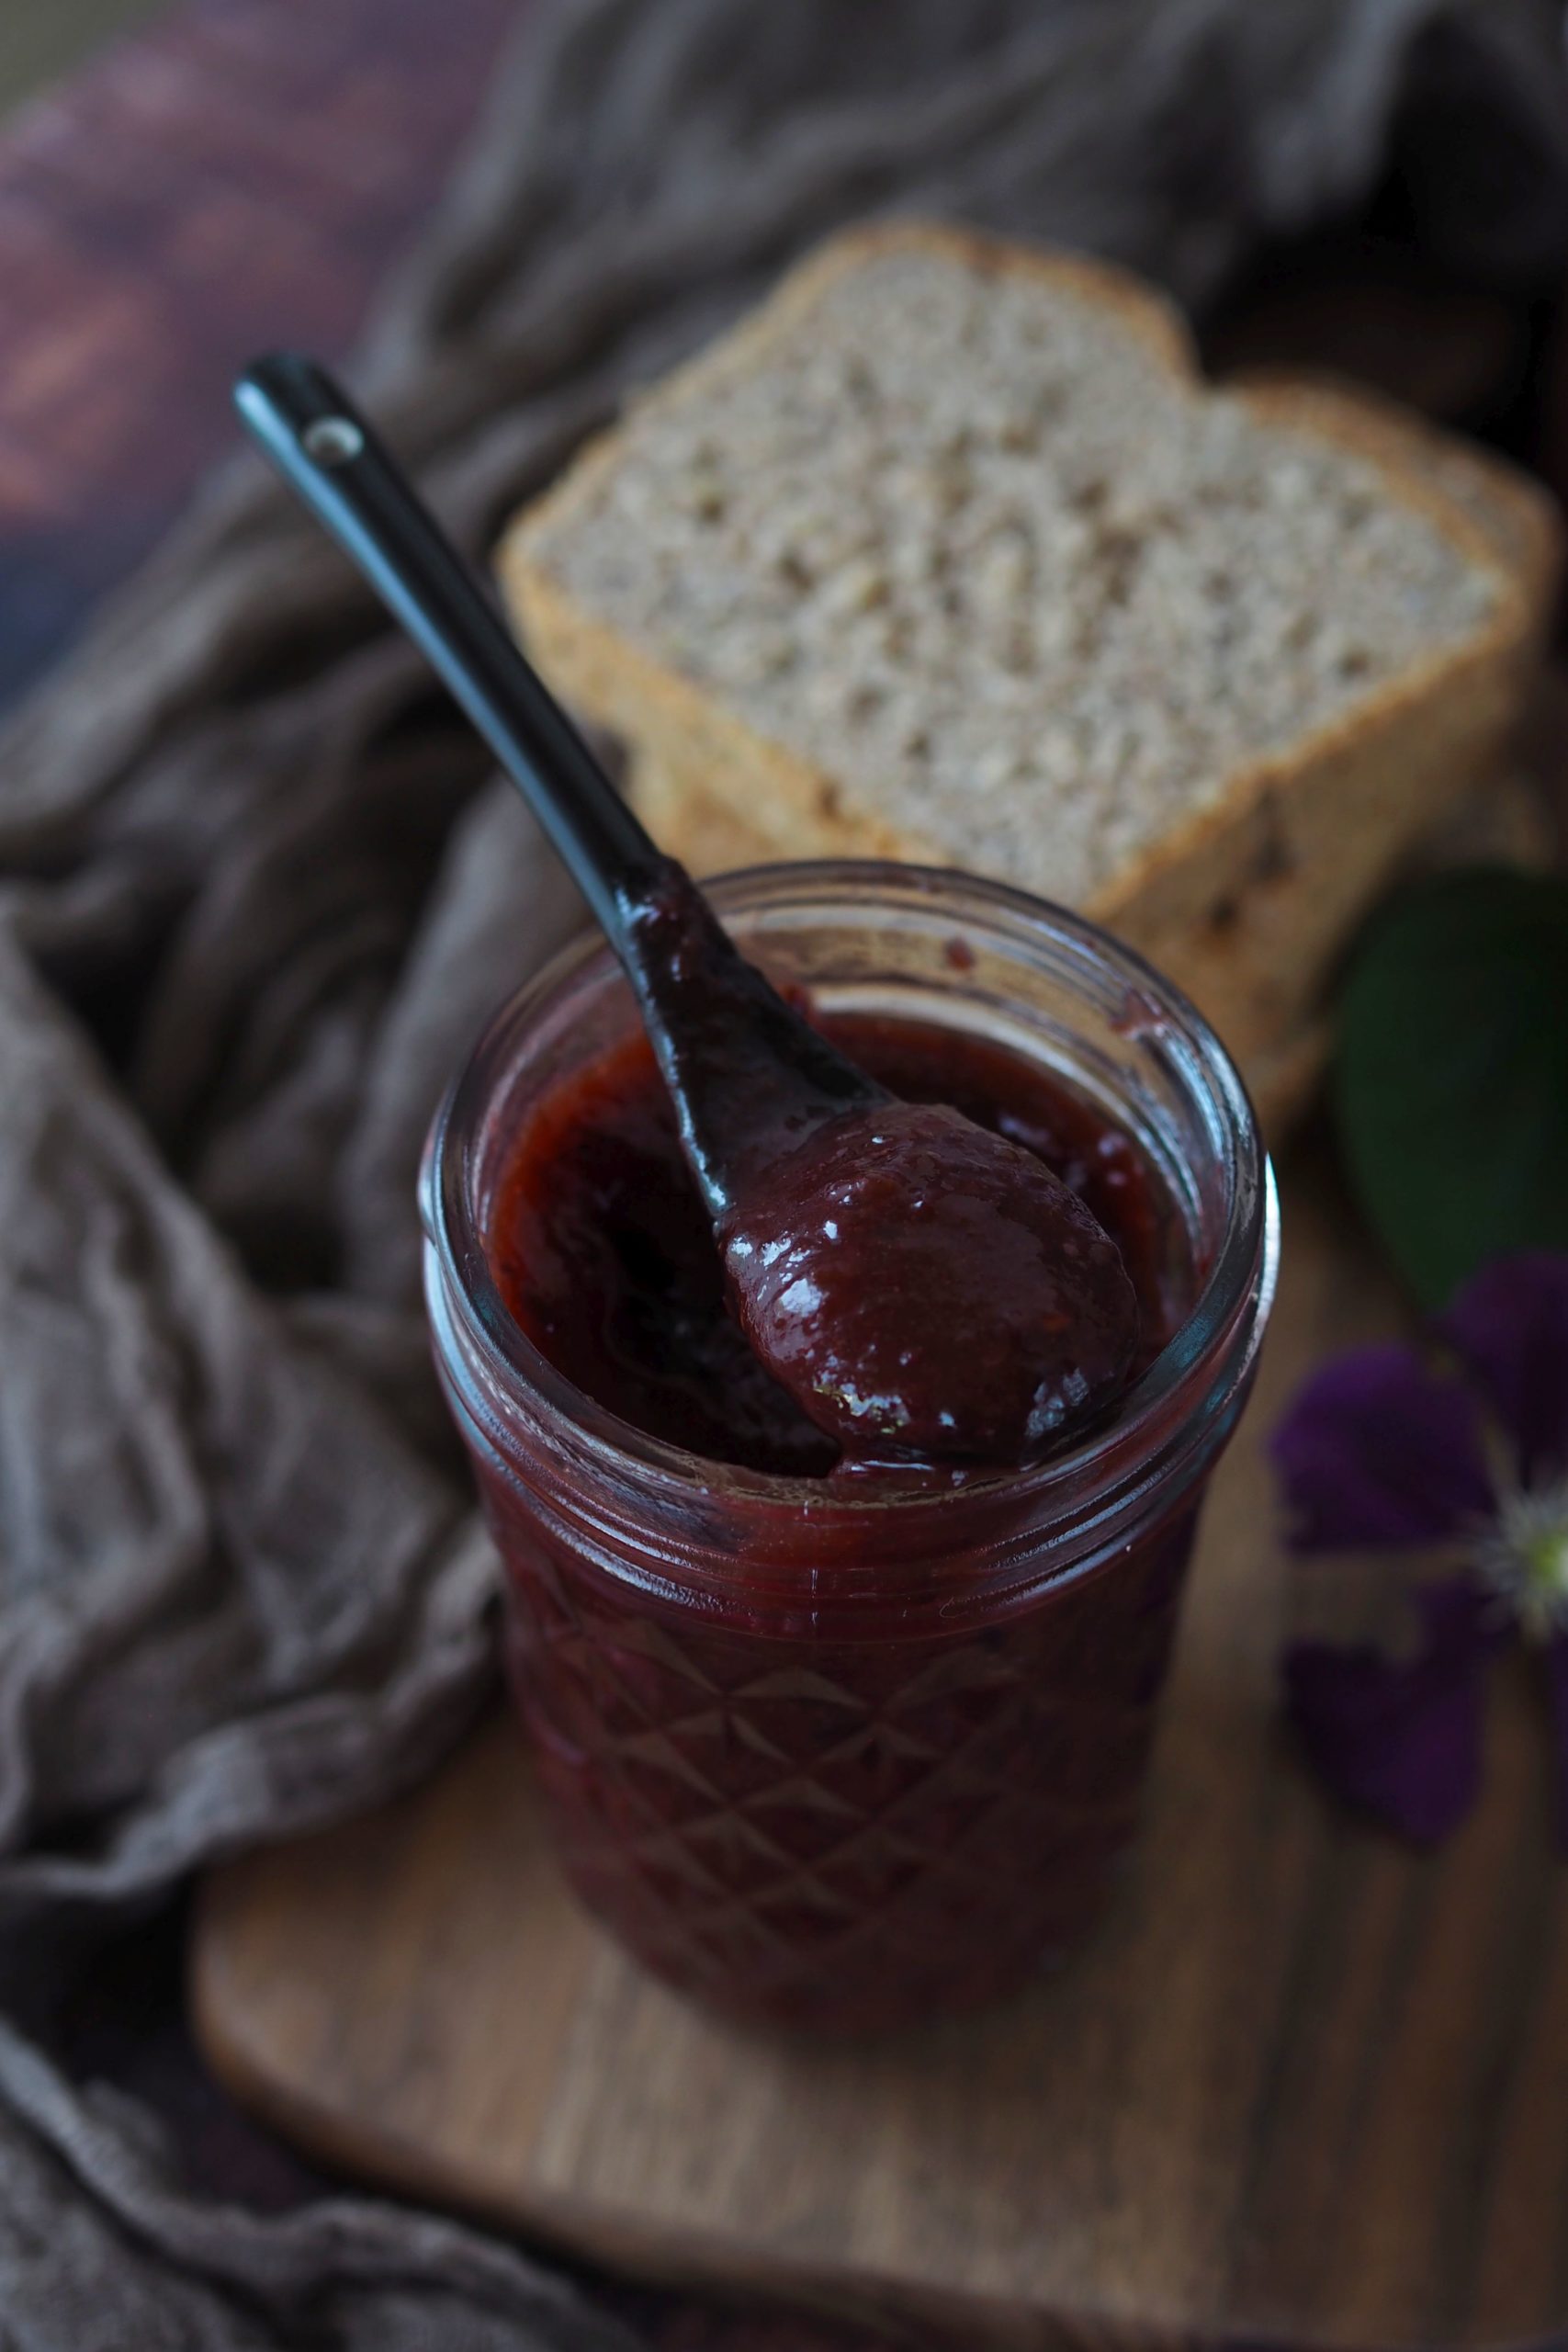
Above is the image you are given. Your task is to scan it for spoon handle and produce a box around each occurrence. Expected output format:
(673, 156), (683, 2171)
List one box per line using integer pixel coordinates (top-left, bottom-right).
(237, 351), (883, 1218)
(234, 353), (660, 948)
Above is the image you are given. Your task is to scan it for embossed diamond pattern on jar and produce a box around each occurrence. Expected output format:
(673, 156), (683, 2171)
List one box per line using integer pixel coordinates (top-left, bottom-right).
(496, 1510), (1198, 2030)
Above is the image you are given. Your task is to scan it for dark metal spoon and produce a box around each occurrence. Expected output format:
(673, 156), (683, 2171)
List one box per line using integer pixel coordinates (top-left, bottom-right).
(235, 356), (1138, 1464)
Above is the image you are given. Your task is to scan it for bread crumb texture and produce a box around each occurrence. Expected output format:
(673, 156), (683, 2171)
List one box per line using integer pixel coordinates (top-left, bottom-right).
(527, 246), (1497, 907)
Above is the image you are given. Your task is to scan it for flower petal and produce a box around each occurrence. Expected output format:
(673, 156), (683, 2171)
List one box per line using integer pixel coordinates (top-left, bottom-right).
(1439, 1251), (1568, 1487)
(1269, 1343), (1494, 1552)
(1544, 1630), (1568, 1857)
(1284, 1579), (1500, 1846)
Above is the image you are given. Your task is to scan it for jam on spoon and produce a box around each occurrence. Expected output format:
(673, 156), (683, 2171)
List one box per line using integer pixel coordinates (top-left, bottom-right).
(238, 357), (1138, 1468)
(723, 1099), (1135, 1463)
(492, 1012), (1170, 1480)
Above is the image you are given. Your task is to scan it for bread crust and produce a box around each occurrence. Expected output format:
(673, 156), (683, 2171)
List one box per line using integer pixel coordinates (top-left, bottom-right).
(499, 220), (1556, 1069)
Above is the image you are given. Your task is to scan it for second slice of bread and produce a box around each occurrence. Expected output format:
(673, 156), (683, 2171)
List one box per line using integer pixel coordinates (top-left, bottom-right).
(501, 223), (1554, 1069)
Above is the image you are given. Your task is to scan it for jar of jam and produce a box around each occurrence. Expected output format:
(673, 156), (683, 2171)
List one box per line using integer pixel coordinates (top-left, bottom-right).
(422, 864), (1277, 2034)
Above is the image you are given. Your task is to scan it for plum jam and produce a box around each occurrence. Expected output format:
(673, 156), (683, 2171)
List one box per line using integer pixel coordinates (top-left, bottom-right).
(423, 865), (1276, 2034)
(490, 1015), (1178, 1478)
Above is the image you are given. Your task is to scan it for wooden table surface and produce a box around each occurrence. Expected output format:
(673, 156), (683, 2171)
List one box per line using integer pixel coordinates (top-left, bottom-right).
(0, 0), (162, 119)
(0, 0), (513, 707)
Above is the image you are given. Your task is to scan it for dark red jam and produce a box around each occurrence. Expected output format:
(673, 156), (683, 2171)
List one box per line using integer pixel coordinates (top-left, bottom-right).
(468, 1010), (1206, 2033)
(489, 1012), (1184, 1480)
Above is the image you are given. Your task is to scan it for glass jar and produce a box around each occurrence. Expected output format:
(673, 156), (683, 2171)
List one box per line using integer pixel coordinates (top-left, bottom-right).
(422, 863), (1278, 2035)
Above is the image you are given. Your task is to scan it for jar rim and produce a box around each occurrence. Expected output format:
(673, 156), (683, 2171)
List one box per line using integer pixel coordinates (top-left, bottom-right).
(424, 860), (1278, 1526)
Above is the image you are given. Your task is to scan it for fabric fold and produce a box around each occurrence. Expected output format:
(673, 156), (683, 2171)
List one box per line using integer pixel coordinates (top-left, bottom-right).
(0, 922), (495, 1919)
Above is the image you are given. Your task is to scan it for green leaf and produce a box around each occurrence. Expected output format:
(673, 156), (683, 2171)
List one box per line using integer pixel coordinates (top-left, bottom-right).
(1334, 867), (1568, 1310)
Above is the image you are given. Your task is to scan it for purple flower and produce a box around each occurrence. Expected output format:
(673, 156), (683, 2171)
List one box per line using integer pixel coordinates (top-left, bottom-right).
(1273, 1252), (1568, 1848)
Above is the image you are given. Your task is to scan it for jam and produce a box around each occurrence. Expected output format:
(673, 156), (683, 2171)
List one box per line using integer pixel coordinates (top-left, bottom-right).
(425, 865), (1272, 2036)
(466, 1012), (1206, 2030)
(490, 1012), (1180, 1481)
(606, 865), (1141, 1465)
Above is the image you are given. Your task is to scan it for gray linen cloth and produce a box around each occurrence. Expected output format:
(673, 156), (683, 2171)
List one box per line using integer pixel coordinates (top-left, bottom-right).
(1, 0), (1564, 2341)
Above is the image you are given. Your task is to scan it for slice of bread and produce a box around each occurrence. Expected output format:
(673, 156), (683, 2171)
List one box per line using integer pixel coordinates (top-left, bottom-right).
(501, 223), (1557, 1073)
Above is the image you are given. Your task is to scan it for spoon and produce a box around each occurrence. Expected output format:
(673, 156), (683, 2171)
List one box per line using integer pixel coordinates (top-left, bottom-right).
(235, 356), (1138, 1465)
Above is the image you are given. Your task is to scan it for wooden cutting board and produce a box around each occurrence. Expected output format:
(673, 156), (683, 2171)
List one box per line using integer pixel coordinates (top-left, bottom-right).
(193, 1170), (1568, 2349)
